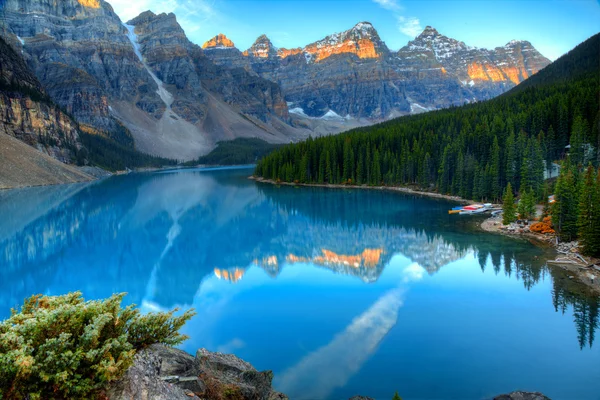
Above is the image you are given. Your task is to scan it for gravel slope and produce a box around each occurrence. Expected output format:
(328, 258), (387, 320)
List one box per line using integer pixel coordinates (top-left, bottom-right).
(0, 132), (93, 189)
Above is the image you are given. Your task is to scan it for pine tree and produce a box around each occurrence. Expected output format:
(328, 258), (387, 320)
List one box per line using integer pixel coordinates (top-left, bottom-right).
(517, 187), (537, 220)
(542, 182), (552, 218)
(570, 115), (586, 166)
(505, 130), (517, 188)
(392, 392), (403, 400)
(503, 183), (517, 225)
(578, 165), (598, 255)
(553, 167), (579, 242)
(547, 125), (557, 173)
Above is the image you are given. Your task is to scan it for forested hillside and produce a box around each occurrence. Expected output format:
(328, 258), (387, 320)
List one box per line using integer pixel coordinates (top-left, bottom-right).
(255, 33), (600, 204)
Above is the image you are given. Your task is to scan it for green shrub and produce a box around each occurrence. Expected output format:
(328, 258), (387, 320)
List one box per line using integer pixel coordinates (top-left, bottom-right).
(0, 292), (195, 399)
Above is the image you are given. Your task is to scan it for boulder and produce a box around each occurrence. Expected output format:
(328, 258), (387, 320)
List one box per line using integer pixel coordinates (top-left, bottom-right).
(494, 391), (551, 400)
(195, 348), (288, 400)
(106, 347), (198, 400)
(107, 345), (286, 400)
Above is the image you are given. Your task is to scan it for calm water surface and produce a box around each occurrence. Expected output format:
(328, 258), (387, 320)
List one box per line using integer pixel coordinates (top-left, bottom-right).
(0, 167), (598, 400)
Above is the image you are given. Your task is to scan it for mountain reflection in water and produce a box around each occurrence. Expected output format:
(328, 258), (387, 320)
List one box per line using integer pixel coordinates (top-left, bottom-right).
(0, 166), (598, 400)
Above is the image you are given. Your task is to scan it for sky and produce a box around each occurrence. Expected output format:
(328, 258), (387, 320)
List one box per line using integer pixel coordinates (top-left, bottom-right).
(107, 0), (600, 61)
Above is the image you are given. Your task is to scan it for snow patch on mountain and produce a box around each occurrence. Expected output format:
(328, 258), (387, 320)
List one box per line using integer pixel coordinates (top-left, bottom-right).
(203, 46), (235, 51)
(410, 103), (433, 114)
(290, 107), (350, 121)
(124, 24), (174, 108)
(321, 110), (346, 121)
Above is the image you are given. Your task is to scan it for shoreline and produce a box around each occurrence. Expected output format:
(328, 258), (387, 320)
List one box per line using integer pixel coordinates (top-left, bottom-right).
(249, 176), (472, 204)
(251, 176), (600, 295)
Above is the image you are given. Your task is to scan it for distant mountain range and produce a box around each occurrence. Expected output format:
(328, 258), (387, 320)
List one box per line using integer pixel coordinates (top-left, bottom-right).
(0, 0), (550, 167)
(203, 23), (549, 120)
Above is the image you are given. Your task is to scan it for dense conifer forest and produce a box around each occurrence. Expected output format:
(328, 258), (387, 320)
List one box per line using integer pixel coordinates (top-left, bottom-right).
(190, 138), (282, 166)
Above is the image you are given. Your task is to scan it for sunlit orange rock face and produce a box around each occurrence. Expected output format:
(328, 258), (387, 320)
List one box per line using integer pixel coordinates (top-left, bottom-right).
(214, 268), (245, 283)
(304, 38), (380, 63)
(286, 248), (383, 268)
(502, 66), (527, 84)
(202, 33), (235, 49)
(467, 62), (503, 82)
(77, 0), (100, 8)
(277, 48), (303, 59)
(468, 62), (531, 84)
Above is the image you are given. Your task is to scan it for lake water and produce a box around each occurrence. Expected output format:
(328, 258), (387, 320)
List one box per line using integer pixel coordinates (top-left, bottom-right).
(1, 166), (599, 400)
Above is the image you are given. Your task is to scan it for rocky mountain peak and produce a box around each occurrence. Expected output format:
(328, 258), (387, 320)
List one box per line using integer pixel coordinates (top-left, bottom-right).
(350, 21), (378, 37)
(244, 34), (278, 58)
(303, 21), (388, 63)
(202, 33), (236, 50)
(127, 10), (158, 25)
(405, 26), (469, 60)
(419, 25), (439, 37)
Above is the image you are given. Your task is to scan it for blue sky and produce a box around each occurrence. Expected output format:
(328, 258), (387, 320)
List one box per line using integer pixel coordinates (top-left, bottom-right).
(108, 0), (600, 60)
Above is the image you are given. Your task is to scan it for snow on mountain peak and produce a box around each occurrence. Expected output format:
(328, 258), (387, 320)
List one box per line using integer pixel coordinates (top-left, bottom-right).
(245, 34), (278, 58)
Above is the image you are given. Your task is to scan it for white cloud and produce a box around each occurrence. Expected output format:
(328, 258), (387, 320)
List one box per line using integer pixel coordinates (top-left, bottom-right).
(372, 0), (401, 11)
(107, 0), (216, 31)
(217, 338), (245, 354)
(397, 16), (423, 38)
(372, 0), (423, 39)
(402, 262), (426, 282)
(275, 288), (404, 399)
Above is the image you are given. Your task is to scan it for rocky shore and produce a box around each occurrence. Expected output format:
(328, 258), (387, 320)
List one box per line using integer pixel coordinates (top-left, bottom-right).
(107, 345), (550, 400)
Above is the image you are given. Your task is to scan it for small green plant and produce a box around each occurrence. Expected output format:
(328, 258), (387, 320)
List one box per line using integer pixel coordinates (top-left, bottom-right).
(392, 391), (403, 400)
(0, 292), (195, 399)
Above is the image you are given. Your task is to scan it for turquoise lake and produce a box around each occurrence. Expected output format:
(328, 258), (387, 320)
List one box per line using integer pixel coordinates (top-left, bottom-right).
(0, 166), (599, 400)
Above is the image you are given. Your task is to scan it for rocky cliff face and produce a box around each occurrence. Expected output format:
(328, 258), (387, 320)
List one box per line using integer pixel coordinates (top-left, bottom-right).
(202, 23), (551, 120)
(0, 36), (83, 163)
(1, 0), (157, 139)
(1, 1), (303, 160)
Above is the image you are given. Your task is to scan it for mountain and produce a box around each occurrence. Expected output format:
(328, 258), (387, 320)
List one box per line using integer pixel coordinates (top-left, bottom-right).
(1, 0), (551, 164)
(203, 23), (551, 120)
(255, 33), (599, 203)
(397, 26), (550, 96)
(0, 35), (94, 187)
(1, 0), (305, 161)
(0, 36), (83, 162)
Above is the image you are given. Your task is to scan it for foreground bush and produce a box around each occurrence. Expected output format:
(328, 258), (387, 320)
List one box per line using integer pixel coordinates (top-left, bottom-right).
(530, 216), (555, 234)
(0, 292), (195, 399)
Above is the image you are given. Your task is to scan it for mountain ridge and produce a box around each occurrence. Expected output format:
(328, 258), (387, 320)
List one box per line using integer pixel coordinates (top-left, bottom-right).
(202, 21), (550, 120)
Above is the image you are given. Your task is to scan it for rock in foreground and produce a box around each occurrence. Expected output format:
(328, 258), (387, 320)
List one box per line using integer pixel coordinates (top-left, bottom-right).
(494, 391), (551, 400)
(107, 344), (287, 400)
